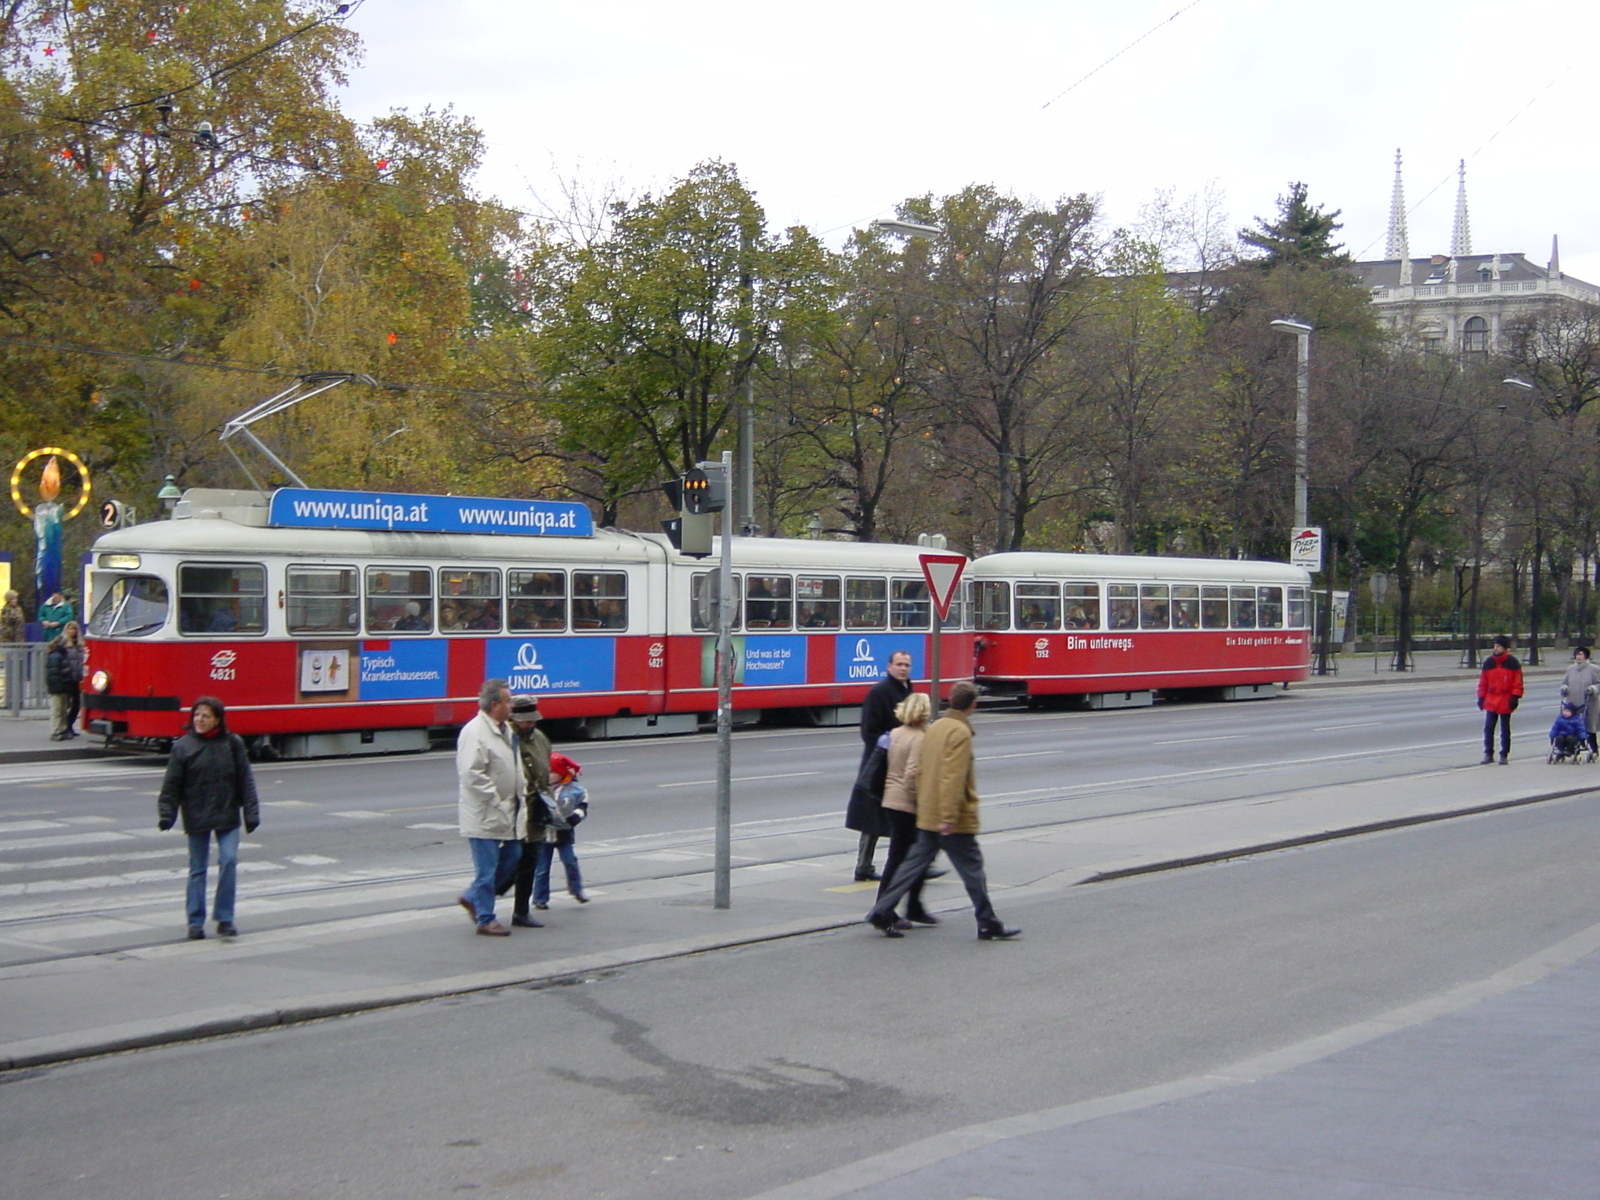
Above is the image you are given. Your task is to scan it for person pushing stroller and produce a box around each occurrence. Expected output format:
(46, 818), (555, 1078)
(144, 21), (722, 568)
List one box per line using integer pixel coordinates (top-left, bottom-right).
(1548, 702), (1589, 764)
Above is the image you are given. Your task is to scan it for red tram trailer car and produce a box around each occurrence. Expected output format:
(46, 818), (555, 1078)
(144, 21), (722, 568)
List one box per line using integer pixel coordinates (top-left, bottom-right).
(969, 552), (1313, 707)
(82, 487), (971, 756)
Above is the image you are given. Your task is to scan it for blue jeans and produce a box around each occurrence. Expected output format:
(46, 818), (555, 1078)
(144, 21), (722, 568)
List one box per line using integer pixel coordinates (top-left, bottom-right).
(533, 831), (582, 905)
(466, 838), (522, 926)
(187, 826), (240, 929)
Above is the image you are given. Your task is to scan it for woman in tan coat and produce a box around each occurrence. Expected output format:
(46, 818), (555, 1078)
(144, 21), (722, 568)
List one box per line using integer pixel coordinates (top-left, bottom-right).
(875, 692), (937, 929)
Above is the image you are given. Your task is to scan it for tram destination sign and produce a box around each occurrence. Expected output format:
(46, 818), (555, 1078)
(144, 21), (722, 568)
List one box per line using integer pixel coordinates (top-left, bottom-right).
(268, 487), (594, 538)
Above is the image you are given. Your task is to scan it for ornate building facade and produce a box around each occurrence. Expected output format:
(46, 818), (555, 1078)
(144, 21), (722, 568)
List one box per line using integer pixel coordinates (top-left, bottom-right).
(1349, 152), (1599, 352)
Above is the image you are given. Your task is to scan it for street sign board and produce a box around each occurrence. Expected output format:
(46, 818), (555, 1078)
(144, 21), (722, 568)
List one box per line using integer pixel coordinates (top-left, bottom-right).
(1289, 526), (1323, 572)
(919, 553), (967, 621)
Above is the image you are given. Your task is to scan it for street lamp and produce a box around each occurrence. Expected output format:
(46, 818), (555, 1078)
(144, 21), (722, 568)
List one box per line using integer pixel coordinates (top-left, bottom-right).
(1502, 377), (1543, 665)
(1270, 318), (1313, 530)
(868, 219), (943, 239)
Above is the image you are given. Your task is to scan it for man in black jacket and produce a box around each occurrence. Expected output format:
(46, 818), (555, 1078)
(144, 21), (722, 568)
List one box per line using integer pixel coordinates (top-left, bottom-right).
(854, 650), (912, 880)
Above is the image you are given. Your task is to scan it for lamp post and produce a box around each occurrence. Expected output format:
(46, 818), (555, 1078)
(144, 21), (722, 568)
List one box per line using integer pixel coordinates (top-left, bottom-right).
(1502, 377), (1543, 665)
(1271, 317), (1329, 674)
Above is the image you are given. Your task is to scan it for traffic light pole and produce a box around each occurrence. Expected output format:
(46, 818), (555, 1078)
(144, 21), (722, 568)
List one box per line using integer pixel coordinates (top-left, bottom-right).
(714, 449), (734, 909)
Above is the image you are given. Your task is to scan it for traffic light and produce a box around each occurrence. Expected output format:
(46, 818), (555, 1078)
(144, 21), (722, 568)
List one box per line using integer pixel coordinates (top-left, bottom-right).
(682, 462), (727, 515)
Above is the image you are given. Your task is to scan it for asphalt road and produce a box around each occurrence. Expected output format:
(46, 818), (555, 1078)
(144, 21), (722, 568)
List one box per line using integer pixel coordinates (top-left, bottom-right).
(5, 780), (1599, 1200)
(0, 675), (1563, 964)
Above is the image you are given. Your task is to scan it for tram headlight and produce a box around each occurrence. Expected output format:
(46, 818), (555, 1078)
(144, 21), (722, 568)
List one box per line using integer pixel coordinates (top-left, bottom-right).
(90, 669), (112, 694)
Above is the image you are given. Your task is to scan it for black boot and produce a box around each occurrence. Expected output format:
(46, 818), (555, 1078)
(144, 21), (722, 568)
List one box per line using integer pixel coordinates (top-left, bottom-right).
(977, 920), (1020, 940)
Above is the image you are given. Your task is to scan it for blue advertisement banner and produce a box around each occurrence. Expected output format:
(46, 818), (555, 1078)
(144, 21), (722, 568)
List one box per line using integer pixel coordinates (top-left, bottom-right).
(834, 634), (926, 683)
(741, 636), (808, 686)
(485, 637), (616, 695)
(269, 487), (593, 538)
(359, 640), (449, 701)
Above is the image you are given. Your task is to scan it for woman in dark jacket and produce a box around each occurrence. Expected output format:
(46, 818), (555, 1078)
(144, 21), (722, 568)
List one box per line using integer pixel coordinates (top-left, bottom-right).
(157, 697), (260, 939)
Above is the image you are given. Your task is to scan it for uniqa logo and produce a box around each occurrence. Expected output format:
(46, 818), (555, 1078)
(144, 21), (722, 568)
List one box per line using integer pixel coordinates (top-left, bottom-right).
(852, 638), (874, 663)
(514, 642), (543, 670)
(210, 650), (236, 669)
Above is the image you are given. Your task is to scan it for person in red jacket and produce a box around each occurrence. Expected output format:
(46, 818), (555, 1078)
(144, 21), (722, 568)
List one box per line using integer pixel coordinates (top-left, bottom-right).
(1478, 635), (1525, 764)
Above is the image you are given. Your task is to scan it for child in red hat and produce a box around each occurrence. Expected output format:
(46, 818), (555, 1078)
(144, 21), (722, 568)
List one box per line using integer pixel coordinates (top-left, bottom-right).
(533, 752), (588, 908)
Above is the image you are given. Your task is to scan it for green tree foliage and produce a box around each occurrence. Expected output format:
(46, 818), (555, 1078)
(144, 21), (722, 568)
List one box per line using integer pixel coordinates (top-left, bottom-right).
(1238, 182), (1347, 269)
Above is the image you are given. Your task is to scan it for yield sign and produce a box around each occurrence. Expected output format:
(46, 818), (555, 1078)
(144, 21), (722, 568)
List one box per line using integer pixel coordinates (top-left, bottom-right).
(919, 553), (968, 621)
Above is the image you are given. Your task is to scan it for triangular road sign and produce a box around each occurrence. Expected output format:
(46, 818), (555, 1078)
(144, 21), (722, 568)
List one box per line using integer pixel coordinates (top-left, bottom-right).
(920, 553), (968, 621)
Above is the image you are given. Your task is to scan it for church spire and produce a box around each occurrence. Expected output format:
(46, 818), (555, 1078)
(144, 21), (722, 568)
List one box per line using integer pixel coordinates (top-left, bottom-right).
(1385, 149), (1409, 258)
(1550, 234), (1562, 279)
(1386, 149), (1412, 284)
(1450, 160), (1471, 258)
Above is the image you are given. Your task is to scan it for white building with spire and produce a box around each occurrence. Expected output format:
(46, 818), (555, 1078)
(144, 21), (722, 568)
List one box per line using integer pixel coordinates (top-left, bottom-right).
(1351, 153), (1598, 352)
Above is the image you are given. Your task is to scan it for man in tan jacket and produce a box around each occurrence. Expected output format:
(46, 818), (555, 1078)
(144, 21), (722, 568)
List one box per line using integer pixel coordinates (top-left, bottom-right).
(865, 680), (1019, 940)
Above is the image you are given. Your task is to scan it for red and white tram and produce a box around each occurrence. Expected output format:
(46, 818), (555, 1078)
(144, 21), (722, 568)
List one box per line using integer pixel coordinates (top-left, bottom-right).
(80, 486), (1311, 755)
(81, 488), (970, 755)
(969, 552), (1312, 706)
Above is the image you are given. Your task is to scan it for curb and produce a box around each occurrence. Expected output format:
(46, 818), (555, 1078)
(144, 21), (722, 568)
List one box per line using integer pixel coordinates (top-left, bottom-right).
(5, 782), (1595, 1072)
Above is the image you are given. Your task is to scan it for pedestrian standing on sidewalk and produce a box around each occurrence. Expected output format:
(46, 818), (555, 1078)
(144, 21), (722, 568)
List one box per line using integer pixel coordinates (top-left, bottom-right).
(1478, 635), (1525, 765)
(866, 680), (1019, 941)
(507, 694), (551, 929)
(0, 590), (23, 643)
(532, 751), (589, 910)
(157, 697), (259, 940)
(456, 678), (524, 937)
(853, 649), (913, 881)
(1560, 645), (1600, 759)
(37, 590), (73, 639)
(44, 621), (83, 740)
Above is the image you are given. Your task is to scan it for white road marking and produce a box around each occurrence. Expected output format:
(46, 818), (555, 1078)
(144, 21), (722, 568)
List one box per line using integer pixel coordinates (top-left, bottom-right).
(285, 854), (339, 866)
(0, 820), (62, 834)
(55, 815), (120, 825)
(657, 771), (821, 789)
(0, 830), (133, 853)
(406, 823), (458, 831)
(330, 810), (388, 819)
(1152, 735), (1248, 746)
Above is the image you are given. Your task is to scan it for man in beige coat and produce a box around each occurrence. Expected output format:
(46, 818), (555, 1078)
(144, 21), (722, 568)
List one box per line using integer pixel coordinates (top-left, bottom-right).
(865, 680), (1019, 940)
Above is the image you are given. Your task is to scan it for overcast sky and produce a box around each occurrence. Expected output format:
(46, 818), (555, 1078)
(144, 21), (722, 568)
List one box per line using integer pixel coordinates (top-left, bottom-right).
(337, 0), (1597, 280)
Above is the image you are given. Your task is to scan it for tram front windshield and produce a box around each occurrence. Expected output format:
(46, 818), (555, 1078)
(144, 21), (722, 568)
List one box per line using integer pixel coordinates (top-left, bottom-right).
(88, 575), (169, 637)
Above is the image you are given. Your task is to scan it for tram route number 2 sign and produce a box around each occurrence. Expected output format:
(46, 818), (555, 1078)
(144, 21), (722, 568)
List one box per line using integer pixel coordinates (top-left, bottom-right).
(1290, 527), (1323, 572)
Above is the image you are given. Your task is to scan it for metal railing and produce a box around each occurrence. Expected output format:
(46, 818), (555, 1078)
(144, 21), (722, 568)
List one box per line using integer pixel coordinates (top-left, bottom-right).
(0, 644), (52, 713)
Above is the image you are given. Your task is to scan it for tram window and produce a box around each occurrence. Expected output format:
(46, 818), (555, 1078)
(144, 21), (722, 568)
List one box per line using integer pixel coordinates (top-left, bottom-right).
(508, 570), (566, 632)
(1139, 585), (1170, 630)
(795, 576), (839, 629)
(1014, 583), (1059, 630)
(367, 568), (433, 634)
(973, 581), (1010, 631)
(439, 569), (502, 633)
(1287, 587), (1308, 629)
(1230, 586), (1257, 629)
(940, 587), (965, 631)
(287, 567), (359, 635)
(1200, 586), (1229, 629)
(1064, 583), (1099, 629)
(844, 578), (887, 629)
(1107, 584), (1138, 630)
(178, 563), (265, 635)
(892, 579), (931, 630)
(1257, 586), (1284, 629)
(1172, 585), (1200, 629)
(691, 573), (742, 632)
(745, 575), (792, 629)
(573, 571), (627, 630)
(87, 575), (168, 637)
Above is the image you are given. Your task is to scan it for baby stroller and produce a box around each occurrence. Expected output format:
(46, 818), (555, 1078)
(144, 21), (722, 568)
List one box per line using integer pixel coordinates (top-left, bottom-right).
(1557, 682), (1600, 763)
(1547, 702), (1589, 764)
